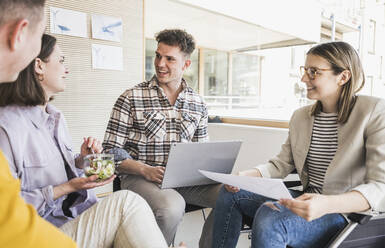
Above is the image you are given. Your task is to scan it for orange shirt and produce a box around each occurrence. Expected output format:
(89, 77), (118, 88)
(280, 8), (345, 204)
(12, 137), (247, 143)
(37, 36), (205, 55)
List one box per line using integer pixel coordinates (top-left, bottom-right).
(0, 150), (76, 248)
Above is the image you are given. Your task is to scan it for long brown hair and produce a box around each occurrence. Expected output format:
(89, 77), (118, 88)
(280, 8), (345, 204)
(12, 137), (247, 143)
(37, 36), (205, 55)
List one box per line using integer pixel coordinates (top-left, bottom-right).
(0, 34), (57, 106)
(307, 41), (365, 123)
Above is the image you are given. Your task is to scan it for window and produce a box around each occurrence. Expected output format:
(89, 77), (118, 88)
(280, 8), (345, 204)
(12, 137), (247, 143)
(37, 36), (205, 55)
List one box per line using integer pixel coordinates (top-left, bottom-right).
(145, 42), (315, 121)
(145, 39), (157, 81)
(145, 1), (385, 123)
(368, 20), (376, 54)
(204, 51), (262, 116)
(203, 49), (228, 96)
(361, 75), (374, 96)
(183, 50), (199, 92)
(231, 52), (260, 97)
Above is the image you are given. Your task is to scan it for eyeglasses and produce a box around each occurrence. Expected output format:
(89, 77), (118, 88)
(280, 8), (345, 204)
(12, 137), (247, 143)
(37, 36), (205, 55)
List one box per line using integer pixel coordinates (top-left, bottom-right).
(300, 66), (333, 80)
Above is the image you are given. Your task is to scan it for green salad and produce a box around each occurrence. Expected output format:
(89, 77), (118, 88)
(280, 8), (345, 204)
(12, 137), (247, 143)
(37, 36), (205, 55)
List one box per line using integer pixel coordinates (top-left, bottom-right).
(84, 155), (115, 180)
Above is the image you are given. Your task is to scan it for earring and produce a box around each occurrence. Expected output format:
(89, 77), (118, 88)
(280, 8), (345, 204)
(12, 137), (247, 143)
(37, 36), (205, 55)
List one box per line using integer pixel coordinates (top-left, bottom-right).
(37, 74), (44, 81)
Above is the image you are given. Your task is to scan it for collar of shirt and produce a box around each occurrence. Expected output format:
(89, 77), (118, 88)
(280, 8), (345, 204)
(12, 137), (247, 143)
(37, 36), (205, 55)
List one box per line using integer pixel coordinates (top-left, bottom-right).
(46, 104), (62, 122)
(149, 75), (188, 91)
(46, 104), (62, 136)
(24, 104), (61, 131)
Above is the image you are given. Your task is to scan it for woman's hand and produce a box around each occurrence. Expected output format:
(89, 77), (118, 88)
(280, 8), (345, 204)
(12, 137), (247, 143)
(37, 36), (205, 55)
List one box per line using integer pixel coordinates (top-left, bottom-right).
(224, 169), (262, 193)
(75, 137), (103, 168)
(279, 193), (331, 221)
(238, 168), (262, 177)
(53, 175), (116, 200)
(67, 175), (116, 191)
(224, 184), (240, 193)
(177, 242), (187, 248)
(80, 136), (103, 157)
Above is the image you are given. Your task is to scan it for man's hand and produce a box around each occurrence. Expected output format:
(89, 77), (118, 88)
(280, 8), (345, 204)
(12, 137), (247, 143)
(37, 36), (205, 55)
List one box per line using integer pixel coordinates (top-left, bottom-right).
(279, 193), (331, 221)
(141, 165), (165, 183)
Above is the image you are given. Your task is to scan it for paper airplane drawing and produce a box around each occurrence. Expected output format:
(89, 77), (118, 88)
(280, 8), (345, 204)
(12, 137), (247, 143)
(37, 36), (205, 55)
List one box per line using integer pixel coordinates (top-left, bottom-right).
(92, 14), (123, 42)
(50, 7), (87, 38)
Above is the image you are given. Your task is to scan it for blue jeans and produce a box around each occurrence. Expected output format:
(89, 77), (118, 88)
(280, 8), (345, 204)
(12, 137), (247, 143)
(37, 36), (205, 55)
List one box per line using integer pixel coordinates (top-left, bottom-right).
(212, 187), (348, 248)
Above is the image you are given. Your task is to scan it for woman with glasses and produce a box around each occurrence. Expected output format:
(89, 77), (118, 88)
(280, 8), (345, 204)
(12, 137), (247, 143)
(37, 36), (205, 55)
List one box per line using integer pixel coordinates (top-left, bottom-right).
(211, 41), (385, 248)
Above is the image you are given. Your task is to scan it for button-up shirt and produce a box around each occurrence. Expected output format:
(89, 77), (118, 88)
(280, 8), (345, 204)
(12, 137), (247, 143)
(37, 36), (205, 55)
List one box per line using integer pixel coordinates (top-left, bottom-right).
(103, 76), (209, 167)
(0, 104), (97, 227)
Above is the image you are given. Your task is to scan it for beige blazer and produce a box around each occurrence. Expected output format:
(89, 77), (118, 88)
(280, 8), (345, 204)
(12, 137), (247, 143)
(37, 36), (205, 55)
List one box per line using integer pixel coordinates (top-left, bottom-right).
(256, 95), (385, 213)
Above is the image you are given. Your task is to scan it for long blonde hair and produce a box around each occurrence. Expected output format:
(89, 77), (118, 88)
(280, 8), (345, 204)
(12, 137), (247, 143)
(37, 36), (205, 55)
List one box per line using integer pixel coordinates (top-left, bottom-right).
(307, 41), (365, 123)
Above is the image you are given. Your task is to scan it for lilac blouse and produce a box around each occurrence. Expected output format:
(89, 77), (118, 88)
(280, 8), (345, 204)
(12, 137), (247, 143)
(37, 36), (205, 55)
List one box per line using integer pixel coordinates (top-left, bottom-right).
(0, 104), (97, 227)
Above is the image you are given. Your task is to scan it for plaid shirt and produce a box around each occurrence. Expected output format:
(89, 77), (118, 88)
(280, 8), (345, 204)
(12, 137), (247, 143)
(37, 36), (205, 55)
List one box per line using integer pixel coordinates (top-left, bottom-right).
(103, 76), (208, 167)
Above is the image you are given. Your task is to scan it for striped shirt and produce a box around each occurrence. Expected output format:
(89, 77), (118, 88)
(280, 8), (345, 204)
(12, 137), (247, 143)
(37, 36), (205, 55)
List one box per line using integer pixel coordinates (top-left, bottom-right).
(103, 76), (208, 167)
(305, 112), (338, 193)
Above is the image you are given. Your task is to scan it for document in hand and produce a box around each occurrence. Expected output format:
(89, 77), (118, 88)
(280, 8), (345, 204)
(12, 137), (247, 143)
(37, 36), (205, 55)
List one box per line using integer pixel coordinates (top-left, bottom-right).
(199, 170), (292, 200)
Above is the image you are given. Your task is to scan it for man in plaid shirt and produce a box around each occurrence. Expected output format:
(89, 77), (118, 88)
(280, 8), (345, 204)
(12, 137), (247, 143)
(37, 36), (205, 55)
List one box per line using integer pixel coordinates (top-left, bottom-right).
(103, 29), (220, 247)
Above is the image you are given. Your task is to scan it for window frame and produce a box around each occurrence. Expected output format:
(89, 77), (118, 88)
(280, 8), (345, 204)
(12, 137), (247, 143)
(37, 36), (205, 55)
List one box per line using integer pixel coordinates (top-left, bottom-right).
(368, 19), (376, 55)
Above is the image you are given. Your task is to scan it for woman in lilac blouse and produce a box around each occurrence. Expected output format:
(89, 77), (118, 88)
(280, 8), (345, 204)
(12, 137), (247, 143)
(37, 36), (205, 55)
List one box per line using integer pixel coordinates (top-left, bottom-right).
(0, 34), (179, 248)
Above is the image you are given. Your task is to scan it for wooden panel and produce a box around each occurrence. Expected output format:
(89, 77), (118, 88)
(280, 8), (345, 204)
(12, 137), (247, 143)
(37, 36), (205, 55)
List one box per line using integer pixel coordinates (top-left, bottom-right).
(219, 117), (289, 129)
(45, 0), (144, 150)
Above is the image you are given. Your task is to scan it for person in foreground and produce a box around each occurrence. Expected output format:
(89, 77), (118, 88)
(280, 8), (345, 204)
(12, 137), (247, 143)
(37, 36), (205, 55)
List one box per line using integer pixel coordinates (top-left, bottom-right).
(0, 34), (186, 248)
(0, 0), (77, 247)
(211, 41), (385, 248)
(103, 29), (220, 247)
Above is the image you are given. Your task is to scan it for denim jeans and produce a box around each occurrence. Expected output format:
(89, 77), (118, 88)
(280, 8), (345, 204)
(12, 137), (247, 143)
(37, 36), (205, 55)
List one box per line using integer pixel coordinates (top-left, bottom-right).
(212, 187), (348, 248)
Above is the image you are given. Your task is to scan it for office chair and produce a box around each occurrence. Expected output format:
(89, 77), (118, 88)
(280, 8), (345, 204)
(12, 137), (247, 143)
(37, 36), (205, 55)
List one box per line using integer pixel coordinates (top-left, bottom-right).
(327, 213), (385, 248)
(241, 213), (384, 248)
(112, 175), (122, 192)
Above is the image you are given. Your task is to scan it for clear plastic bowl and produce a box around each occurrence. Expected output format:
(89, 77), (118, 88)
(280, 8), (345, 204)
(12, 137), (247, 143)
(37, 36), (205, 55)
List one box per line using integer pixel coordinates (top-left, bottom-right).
(83, 153), (115, 180)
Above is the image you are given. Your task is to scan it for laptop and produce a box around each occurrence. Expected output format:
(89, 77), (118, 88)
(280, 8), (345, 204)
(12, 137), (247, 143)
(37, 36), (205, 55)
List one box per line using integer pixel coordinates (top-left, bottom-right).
(160, 140), (242, 189)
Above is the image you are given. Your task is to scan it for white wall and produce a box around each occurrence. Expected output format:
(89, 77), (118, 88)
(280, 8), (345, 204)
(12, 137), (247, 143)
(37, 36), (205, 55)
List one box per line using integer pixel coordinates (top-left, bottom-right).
(47, 0), (144, 150)
(208, 123), (289, 172)
(45, 0), (144, 196)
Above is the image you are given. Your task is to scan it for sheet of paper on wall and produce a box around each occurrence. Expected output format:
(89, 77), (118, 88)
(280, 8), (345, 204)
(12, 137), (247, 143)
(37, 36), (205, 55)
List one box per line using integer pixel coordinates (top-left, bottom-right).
(92, 44), (123, 71)
(91, 14), (123, 42)
(50, 7), (87, 38)
(199, 170), (293, 200)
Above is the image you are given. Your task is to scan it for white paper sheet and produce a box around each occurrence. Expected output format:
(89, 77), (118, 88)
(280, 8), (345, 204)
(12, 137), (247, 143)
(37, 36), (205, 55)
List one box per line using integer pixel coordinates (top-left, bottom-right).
(92, 44), (123, 71)
(199, 170), (292, 200)
(50, 7), (87, 38)
(91, 14), (123, 42)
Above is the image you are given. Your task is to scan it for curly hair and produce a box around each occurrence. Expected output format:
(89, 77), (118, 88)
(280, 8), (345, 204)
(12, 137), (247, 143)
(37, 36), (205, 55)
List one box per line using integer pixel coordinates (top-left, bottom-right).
(155, 29), (195, 56)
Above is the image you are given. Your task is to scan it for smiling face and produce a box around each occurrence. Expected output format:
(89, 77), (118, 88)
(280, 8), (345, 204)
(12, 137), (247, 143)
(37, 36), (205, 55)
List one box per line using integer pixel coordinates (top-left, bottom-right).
(37, 44), (69, 98)
(154, 42), (191, 87)
(301, 54), (344, 109)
